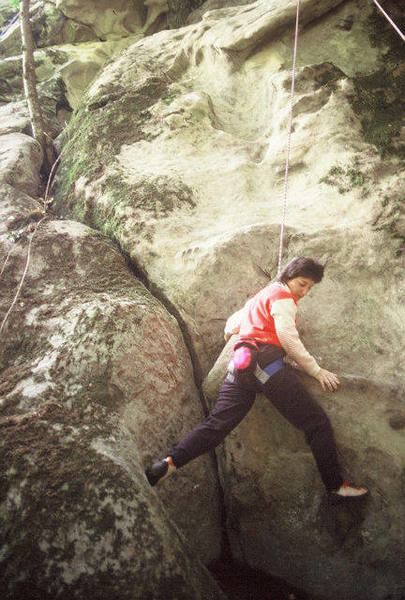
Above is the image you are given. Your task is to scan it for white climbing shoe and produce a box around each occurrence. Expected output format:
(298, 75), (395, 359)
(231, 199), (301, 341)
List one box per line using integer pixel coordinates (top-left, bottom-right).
(330, 481), (369, 500)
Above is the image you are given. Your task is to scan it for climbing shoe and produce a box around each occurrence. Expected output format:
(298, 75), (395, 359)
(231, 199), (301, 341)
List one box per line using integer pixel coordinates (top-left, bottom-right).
(329, 481), (369, 503)
(145, 457), (175, 487)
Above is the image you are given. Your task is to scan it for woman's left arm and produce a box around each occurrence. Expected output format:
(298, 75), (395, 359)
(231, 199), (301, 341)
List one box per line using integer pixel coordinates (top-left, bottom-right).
(272, 298), (339, 391)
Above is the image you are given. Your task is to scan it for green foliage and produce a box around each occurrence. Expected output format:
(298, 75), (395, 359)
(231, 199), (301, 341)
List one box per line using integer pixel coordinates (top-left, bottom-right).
(320, 163), (366, 195)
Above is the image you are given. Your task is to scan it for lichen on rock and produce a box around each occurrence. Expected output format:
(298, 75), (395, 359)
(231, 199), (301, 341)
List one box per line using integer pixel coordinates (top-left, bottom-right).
(0, 186), (223, 597)
(0, 0), (404, 597)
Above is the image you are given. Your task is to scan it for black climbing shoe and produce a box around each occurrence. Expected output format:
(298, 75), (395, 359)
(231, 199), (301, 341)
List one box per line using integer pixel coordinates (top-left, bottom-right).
(145, 459), (169, 487)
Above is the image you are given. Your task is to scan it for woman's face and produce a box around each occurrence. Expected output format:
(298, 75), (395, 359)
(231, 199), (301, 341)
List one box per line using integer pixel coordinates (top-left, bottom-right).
(286, 276), (315, 300)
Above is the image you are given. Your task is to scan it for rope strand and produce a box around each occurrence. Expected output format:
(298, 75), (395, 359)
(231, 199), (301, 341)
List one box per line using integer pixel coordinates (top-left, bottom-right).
(277, 0), (300, 276)
(370, 0), (405, 42)
(0, 246), (14, 279)
(0, 217), (46, 337)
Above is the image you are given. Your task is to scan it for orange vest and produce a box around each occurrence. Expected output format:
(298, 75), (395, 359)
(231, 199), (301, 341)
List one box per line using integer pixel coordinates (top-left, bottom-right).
(238, 283), (297, 346)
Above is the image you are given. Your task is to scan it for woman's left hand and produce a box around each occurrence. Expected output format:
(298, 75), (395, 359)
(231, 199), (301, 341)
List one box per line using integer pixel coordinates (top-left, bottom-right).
(315, 368), (340, 392)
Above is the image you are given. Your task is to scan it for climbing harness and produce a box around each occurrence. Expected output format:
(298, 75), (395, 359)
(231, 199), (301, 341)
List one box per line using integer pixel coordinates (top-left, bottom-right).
(277, 0), (300, 277)
(370, 0), (405, 42)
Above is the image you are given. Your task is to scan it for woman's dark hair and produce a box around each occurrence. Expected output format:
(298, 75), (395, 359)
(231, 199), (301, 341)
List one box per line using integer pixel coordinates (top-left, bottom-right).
(278, 257), (324, 284)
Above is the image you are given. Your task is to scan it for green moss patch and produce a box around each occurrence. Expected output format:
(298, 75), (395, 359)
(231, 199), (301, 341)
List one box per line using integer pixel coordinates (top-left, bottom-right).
(349, 2), (405, 157)
(0, 404), (137, 599)
(55, 76), (168, 205)
(320, 162), (367, 195)
(166, 0), (206, 29)
(372, 192), (405, 257)
(54, 75), (196, 245)
(350, 68), (405, 157)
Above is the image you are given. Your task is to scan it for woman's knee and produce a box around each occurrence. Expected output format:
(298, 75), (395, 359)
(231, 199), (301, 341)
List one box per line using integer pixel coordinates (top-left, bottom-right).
(304, 412), (334, 444)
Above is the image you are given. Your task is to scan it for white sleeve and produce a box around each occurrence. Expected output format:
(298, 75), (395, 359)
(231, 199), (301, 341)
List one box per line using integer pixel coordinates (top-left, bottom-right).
(271, 298), (320, 378)
(224, 297), (254, 341)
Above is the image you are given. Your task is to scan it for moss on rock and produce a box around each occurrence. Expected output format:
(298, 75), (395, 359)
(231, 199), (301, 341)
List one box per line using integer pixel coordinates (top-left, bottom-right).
(53, 73), (197, 245)
(166, 0), (206, 29)
(349, 1), (405, 157)
(0, 403), (219, 600)
(320, 161), (367, 195)
(54, 77), (169, 218)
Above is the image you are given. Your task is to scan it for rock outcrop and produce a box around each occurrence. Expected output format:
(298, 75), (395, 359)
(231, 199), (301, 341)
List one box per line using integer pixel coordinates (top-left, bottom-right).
(0, 133), (43, 195)
(54, 0), (404, 377)
(204, 340), (405, 600)
(1, 0), (404, 598)
(0, 182), (224, 597)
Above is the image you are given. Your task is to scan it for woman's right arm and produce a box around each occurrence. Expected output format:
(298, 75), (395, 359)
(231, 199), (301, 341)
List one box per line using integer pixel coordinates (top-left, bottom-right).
(224, 298), (254, 341)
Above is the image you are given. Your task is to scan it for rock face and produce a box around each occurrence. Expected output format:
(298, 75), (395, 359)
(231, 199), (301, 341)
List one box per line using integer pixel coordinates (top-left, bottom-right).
(204, 341), (405, 600)
(0, 184), (224, 596)
(50, 0), (404, 597)
(0, 133), (43, 195)
(1, 0), (404, 598)
(54, 0), (404, 377)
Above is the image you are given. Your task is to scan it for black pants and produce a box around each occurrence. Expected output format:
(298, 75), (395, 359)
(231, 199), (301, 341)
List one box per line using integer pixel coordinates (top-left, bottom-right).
(168, 364), (343, 492)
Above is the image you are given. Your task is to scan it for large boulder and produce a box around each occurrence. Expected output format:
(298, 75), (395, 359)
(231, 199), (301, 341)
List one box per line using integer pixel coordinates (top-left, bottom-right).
(0, 184), (224, 597)
(0, 1), (124, 58)
(0, 2), (78, 58)
(50, 0), (405, 596)
(53, 0), (404, 377)
(0, 133), (43, 195)
(203, 335), (405, 600)
(0, 38), (141, 110)
(0, 100), (31, 135)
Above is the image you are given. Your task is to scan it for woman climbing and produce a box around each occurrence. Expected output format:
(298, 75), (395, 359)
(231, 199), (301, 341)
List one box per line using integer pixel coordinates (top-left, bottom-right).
(145, 257), (368, 501)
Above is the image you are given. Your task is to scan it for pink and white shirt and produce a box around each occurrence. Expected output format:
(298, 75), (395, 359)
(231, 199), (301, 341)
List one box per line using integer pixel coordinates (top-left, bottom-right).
(224, 282), (320, 378)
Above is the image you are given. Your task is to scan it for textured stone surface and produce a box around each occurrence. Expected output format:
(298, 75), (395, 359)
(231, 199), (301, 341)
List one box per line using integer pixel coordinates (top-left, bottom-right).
(203, 338), (405, 600)
(0, 1), (135, 57)
(0, 133), (43, 195)
(56, 0), (169, 39)
(0, 101), (31, 135)
(54, 0), (404, 378)
(0, 187), (224, 596)
(0, 38), (140, 110)
(0, 0), (404, 597)
(0, 2), (70, 58)
(186, 0), (254, 25)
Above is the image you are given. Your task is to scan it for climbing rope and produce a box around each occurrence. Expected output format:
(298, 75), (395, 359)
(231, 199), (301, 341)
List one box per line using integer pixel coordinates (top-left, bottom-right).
(0, 217), (47, 337)
(370, 0), (405, 42)
(0, 149), (63, 337)
(277, 0), (301, 277)
(276, 0), (403, 276)
(0, 246), (14, 279)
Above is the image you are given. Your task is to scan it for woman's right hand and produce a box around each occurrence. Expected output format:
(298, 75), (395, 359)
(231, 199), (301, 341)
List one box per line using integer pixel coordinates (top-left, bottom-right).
(315, 368), (340, 392)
